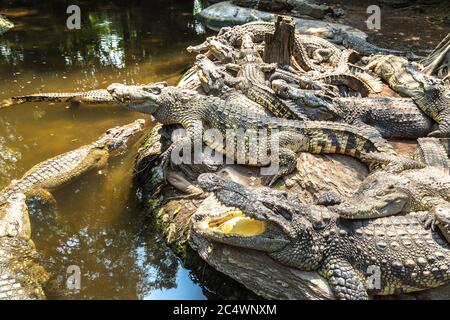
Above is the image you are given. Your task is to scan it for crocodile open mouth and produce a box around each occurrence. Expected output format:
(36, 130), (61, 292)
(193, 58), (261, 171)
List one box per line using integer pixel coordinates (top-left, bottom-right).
(208, 211), (267, 236)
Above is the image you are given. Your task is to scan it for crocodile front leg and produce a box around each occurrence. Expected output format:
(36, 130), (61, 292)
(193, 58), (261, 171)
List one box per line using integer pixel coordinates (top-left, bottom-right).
(159, 123), (204, 177)
(319, 256), (369, 300)
(428, 112), (450, 138)
(261, 130), (314, 186)
(26, 188), (57, 206)
(421, 197), (450, 243)
(435, 206), (450, 243)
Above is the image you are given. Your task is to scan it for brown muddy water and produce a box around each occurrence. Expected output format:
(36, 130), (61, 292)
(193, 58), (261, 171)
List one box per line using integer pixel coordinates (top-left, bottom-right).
(0, 0), (448, 300)
(0, 0), (210, 299)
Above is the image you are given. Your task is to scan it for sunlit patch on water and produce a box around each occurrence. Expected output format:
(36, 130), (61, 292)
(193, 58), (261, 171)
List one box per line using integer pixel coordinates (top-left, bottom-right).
(0, 43), (24, 65)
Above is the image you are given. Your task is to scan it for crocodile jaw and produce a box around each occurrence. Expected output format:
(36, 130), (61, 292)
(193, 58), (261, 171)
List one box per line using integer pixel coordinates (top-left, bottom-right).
(193, 208), (290, 252)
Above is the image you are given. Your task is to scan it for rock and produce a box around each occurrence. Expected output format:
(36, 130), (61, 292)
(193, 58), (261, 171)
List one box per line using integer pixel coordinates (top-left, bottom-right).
(196, 1), (274, 30)
(196, 1), (367, 39)
(231, 0), (338, 19)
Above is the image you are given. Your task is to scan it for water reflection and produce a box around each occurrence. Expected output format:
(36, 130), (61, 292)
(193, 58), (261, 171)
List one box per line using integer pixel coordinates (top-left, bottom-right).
(0, 0), (210, 77)
(0, 0), (212, 299)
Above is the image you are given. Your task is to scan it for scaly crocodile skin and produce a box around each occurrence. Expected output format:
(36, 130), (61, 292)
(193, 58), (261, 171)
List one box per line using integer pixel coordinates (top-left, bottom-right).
(194, 173), (450, 300)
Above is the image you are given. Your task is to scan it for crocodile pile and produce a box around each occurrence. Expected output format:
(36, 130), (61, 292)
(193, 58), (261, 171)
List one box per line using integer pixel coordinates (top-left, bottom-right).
(3, 17), (450, 300)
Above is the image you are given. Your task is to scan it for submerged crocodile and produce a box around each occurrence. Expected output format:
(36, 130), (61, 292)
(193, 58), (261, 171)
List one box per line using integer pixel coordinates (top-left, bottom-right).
(367, 55), (450, 137)
(106, 82), (420, 186)
(0, 14), (13, 35)
(2, 89), (115, 108)
(0, 119), (145, 206)
(272, 79), (435, 139)
(192, 173), (450, 299)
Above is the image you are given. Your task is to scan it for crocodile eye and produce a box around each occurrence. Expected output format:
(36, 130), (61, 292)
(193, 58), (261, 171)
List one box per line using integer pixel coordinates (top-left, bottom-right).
(375, 190), (386, 197)
(263, 202), (274, 210)
(143, 86), (162, 95)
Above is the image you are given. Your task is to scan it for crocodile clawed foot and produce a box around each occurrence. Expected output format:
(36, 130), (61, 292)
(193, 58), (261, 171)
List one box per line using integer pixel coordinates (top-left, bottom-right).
(432, 206), (450, 242)
(199, 154), (220, 172)
(158, 150), (173, 183)
(422, 214), (437, 230)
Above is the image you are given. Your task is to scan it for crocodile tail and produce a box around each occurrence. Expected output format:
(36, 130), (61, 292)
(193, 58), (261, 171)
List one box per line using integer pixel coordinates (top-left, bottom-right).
(298, 121), (394, 162)
(293, 37), (325, 72)
(414, 137), (450, 170)
(348, 64), (383, 93)
(314, 73), (371, 97)
(9, 92), (85, 104)
(8, 90), (113, 106)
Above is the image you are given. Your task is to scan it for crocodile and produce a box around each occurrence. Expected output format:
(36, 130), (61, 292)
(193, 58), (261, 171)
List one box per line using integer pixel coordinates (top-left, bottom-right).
(201, 36), (312, 119)
(196, 54), (273, 116)
(331, 28), (422, 60)
(187, 21), (342, 70)
(107, 82), (420, 186)
(0, 193), (49, 300)
(231, 0), (337, 19)
(0, 119), (146, 206)
(1, 89), (115, 108)
(330, 165), (450, 244)
(0, 119), (145, 300)
(367, 55), (450, 137)
(270, 67), (376, 97)
(414, 137), (450, 170)
(221, 32), (275, 85)
(192, 173), (450, 299)
(196, 54), (306, 119)
(0, 14), (13, 35)
(272, 79), (436, 139)
(300, 34), (342, 66)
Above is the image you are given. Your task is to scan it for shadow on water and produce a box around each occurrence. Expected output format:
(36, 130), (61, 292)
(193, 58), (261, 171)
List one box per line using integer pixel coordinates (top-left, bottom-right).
(0, 0), (214, 299)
